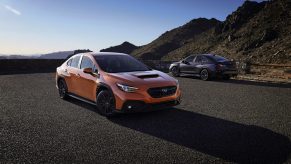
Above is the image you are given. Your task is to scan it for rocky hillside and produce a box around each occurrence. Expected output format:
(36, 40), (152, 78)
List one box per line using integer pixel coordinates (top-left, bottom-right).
(100, 41), (138, 54)
(39, 51), (74, 59)
(132, 18), (221, 60)
(102, 0), (291, 64)
(165, 0), (291, 64)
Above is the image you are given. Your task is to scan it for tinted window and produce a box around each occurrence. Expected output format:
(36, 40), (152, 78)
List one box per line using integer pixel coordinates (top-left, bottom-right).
(201, 56), (210, 64)
(80, 56), (94, 69)
(71, 56), (81, 68)
(185, 56), (195, 63)
(194, 56), (203, 63)
(195, 56), (211, 64)
(209, 55), (227, 62)
(94, 55), (150, 73)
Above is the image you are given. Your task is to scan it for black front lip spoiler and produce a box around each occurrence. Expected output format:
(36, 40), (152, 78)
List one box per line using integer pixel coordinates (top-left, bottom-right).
(118, 97), (181, 113)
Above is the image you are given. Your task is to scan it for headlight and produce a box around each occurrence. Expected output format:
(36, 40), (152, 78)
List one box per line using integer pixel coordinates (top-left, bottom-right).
(116, 83), (138, 93)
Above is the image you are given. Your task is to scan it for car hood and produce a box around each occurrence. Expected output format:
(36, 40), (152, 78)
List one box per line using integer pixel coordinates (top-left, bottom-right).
(171, 61), (180, 65)
(105, 70), (177, 87)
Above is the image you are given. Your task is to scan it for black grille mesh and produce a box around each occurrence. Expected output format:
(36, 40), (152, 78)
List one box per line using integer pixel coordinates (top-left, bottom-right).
(147, 86), (177, 98)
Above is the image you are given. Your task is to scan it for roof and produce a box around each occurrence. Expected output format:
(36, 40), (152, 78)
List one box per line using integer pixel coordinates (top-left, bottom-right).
(91, 52), (128, 56)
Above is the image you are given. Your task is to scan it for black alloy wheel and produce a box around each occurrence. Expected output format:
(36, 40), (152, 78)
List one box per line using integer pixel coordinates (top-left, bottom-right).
(96, 90), (116, 117)
(58, 79), (68, 99)
(171, 67), (180, 77)
(200, 69), (210, 81)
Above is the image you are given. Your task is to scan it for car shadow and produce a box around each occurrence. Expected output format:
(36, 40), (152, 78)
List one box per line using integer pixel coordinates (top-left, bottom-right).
(216, 79), (291, 89)
(179, 75), (291, 89)
(65, 98), (291, 163)
(108, 108), (291, 163)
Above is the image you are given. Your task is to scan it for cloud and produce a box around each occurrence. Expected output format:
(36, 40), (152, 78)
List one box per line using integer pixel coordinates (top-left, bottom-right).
(4, 5), (21, 15)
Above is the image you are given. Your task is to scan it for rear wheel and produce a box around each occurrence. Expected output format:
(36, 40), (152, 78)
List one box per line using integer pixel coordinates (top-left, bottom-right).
(58, 79), (68, 99)
(96, 90), (116, 117)
(200, 69), (210, 81)
(171, 66), (180, 77)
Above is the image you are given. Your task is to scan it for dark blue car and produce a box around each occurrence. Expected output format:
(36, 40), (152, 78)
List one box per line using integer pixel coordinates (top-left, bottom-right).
(169, 54), (238, 81)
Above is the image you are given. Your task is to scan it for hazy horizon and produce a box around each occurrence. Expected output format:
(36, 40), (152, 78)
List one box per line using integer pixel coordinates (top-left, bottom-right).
(0, 0), (266, 55)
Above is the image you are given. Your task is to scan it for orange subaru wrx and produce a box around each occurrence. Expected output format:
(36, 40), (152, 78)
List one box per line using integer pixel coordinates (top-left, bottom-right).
(56, 52), (181, 117)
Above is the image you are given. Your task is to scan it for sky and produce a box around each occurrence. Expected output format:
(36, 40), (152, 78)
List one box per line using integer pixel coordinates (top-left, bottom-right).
(0, 0), (265, 55)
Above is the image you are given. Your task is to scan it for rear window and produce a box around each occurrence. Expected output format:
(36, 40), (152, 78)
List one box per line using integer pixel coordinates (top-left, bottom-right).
(209, 55), (228, 62)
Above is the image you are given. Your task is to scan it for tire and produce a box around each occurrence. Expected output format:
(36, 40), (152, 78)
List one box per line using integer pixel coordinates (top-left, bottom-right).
(200, 69), (210, 81)
(96, 90), (116, 117)
(58, 79), (69, 99)
(171, 66), (180, 77)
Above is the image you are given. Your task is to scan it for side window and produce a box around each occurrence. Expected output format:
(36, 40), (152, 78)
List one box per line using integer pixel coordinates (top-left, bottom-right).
(194, 56), (203, 63)
(67, 59), (72, 66)
(71, 56), (81, 68)
(80, 56), (94, 69)
(185, 56), (195, 63)
(201, 56), (210, 64)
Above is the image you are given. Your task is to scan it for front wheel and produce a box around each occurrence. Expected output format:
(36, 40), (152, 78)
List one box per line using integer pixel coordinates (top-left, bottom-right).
(96, 90), (116, 117)
(58, 79), (68, 99)
(171, 66), (180, 77)
(200, 69), (210, 81)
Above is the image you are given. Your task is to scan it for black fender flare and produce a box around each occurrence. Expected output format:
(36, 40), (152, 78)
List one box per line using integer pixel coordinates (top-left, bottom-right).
(96, 82), (116, 109)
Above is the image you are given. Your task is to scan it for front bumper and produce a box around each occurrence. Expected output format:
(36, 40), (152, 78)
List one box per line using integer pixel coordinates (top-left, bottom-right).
(119, 97), (181, 113)
(113, 84), (182, 111)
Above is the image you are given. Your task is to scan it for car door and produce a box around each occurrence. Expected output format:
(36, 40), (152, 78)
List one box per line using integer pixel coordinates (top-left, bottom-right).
(63, 58), (74, 91)
(180, 55), (196, 73)
(192, 55), (204, 74)
(66, 55), (81, 94)
(78, 55), (98, 101)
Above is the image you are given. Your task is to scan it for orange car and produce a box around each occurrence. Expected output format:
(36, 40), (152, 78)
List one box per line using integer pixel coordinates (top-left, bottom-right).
(56, 52), (181, 116)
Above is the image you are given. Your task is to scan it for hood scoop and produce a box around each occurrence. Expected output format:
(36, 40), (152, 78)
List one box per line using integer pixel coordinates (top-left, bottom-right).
(134, 74), (160, 79)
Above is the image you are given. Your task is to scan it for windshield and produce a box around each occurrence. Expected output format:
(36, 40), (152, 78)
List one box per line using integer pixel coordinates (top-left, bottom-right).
(94, 55), (150, 73)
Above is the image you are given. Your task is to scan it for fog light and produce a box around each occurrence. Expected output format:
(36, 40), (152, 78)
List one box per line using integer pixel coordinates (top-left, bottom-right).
(128, 105), (132, 109)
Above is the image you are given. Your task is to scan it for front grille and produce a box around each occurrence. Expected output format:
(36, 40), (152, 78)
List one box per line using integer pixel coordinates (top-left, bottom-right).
(147, 86), (177, 98)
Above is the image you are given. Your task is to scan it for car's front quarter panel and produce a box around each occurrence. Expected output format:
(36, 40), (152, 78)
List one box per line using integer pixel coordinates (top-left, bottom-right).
(103, 71), (181, 110)
(169, 62), (180, 70)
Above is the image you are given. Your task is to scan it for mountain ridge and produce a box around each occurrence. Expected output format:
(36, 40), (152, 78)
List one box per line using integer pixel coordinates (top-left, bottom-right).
(100, 41), (138, 54)
(101, 0), (291, 64)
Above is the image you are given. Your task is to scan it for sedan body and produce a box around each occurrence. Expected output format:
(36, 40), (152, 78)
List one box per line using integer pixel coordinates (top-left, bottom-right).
(56, 52), (181, 117)
(169, 54), (238, 80)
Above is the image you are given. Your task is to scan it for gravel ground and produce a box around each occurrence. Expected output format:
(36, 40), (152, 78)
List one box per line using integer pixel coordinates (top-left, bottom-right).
(0, 73), (290, 163)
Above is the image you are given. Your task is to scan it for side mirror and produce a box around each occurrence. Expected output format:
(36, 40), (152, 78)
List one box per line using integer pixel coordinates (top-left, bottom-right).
(182, 60), (190, 65)
(84, 68), (100, 77)
(83, 68), (93, 74)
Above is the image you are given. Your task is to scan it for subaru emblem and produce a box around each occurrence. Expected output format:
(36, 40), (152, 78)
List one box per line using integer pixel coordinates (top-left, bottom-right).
(162, 89), (168, 93)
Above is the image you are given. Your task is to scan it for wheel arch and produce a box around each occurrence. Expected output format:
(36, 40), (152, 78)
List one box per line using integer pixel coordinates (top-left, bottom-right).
(56, 76), (66, 89)
(96, 82), (116, 108)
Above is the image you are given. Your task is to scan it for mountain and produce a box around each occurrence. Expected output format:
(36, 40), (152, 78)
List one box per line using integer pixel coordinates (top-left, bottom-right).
(129, 0), (291, 64)
(39, 51), (74, 59)
(0, 55), (39, 59)
(0, 49), (91, 59)
(132, 18), (221, 60)
(100, 41), (138, 54)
